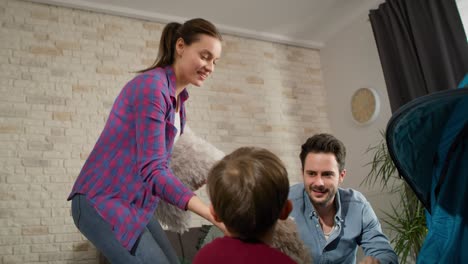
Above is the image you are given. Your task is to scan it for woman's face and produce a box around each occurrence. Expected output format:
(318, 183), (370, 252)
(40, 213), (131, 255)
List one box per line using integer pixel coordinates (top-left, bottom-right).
(174, 34), (222, 88)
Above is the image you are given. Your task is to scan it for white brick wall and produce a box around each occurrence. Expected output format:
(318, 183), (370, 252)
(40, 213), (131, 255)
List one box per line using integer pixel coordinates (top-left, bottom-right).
(0, 0), (331, 262)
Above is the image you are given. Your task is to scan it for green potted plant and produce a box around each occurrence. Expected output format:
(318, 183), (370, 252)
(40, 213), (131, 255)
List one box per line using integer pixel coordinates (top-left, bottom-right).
(362, 131), (427, 263)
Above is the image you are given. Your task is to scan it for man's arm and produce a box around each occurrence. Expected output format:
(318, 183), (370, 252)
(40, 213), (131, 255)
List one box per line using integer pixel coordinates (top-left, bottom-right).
(359, 201), (399, 264)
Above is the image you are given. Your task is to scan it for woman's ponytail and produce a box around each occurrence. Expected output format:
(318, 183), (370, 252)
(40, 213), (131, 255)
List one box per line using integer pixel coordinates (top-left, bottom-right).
(138, 22), (181, 72)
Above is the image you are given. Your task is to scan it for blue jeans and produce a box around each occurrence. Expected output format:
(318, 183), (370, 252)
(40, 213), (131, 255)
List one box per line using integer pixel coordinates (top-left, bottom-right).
(71, 194), (180, 264)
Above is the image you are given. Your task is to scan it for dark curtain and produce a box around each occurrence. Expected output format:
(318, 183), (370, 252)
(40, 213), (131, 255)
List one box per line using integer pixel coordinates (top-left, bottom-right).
(369, 0), (468, 112)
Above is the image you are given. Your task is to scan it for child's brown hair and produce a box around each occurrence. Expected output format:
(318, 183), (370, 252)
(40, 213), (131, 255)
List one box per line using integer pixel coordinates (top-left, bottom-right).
(207, 147), (289, 239)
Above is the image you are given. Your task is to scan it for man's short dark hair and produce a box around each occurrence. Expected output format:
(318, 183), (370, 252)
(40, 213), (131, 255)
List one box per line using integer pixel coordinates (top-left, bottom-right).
(300, 133), (346, 172)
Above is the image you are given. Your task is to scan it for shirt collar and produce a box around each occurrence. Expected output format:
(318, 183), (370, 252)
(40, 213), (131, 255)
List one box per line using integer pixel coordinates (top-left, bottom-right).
(334, 190), (344, 222)
(164, 65), (189, 103)
(303, 187), (344, 223)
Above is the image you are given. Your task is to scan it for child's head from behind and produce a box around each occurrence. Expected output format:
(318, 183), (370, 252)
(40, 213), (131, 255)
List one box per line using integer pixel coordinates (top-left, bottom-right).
(207, 147), (290, 240)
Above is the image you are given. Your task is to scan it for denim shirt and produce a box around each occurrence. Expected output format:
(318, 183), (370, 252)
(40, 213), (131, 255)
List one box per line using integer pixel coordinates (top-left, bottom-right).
(289, 184), (398, 264)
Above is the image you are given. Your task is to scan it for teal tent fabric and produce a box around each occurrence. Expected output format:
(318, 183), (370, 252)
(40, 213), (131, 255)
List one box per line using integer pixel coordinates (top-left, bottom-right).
(458, 74), (468, 88)
(386, 87), (468, 263)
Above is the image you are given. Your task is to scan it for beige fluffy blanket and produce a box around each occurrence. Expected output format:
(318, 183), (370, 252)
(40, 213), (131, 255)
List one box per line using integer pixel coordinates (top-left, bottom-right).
(156, 126), (312, 263)
(155, 126), (224, 233)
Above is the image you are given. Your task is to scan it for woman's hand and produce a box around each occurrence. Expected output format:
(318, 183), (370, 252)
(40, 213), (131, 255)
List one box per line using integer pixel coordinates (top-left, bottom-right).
(187, 196), (227, 234)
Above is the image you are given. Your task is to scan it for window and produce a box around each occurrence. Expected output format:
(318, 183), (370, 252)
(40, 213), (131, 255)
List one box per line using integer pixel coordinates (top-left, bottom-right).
(456, 0), (468, 40)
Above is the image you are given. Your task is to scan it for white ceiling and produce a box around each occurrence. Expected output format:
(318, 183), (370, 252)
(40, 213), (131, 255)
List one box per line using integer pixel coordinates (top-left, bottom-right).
(28, 0), (384, 49)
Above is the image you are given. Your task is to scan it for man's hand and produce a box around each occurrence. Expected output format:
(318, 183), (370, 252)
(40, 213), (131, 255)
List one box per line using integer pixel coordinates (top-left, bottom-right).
(359, 256), (381, 264)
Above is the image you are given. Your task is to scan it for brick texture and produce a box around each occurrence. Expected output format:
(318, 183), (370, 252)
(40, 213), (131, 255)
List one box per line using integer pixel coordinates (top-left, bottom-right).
(0, 0), (331, 262)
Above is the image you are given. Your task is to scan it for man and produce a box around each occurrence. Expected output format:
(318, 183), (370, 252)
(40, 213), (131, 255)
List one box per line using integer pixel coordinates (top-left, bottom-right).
(289, 133), (398, 264)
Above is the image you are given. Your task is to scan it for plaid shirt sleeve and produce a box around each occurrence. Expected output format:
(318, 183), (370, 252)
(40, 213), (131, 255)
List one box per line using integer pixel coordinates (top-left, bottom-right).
(133, 72), (194, 209)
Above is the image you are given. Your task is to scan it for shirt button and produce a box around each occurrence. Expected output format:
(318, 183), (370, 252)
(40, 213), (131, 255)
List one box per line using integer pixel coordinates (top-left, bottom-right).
(316, 224), (319, 227)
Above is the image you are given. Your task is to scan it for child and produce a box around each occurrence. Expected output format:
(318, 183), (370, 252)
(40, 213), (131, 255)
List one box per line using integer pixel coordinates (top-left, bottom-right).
(193, 147), (296, 263)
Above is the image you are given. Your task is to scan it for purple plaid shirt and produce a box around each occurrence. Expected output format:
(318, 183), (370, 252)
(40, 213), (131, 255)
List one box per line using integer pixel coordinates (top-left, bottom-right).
(68, 66), (194, 250)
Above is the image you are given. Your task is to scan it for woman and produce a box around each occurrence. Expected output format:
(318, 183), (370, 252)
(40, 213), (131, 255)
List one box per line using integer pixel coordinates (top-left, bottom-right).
(68, 18), (223, 264)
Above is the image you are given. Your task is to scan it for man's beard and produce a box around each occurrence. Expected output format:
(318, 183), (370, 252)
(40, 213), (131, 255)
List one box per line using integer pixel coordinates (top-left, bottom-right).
(308, 186), (335, 207)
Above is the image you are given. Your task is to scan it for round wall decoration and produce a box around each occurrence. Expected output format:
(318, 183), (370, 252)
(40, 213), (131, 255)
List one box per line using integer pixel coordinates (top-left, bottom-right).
(350, 87), (380, 125)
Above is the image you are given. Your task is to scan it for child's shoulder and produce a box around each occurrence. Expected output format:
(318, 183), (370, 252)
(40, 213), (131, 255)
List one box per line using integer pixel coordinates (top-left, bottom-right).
(192, 237), (230, 264)
(259, 244), (297, 263)
(194, 237), (296, 264)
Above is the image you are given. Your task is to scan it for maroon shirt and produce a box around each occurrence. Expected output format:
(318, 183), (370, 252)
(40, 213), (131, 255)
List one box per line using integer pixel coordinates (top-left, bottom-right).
(194, 236), (296, 264)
